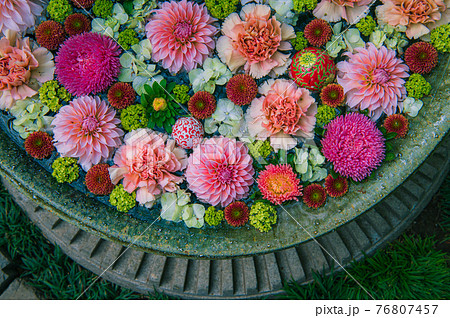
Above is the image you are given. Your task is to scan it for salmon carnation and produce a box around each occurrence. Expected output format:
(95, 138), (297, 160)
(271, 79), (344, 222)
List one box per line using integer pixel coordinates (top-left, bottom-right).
(35, 21), (65, 51)
(246, 79), (317, 151)
(217, 4), (295, 79)
(24, 131), (54, 159)
(337, 43), (409, 120)
(52, 95), (124, 171)
(0, 0), (43, 35)
(145, 0), (218, 74)
(85, 164), (114, 195)
(185, 137), (254, 207)
(258, 164), (302, 205)
(314, 0), (373, 24)
(224, 201), (249, 227)
(404, 42), (438, 74)
(109, 129), (188, 207)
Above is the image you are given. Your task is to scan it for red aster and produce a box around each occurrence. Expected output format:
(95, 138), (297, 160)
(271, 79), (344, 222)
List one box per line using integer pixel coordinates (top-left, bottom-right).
(324, 175), (348, 198)
(188, 91), (216, 119)
(85, 164), (115, 195)
(320, 83), (345, 108)
(383, 114), (409, 138)
(224, 201), (249, 227)
(404, 42), (438, 75)
(107, 82), (136, 109)
(258, 164), (302, 205)
(24, 131), (54, 159)
(70, 0), (95, 8)
(304, 19), (332, 47)
(35, 21), (65, 51)
(303, 184), (327, 208)
(226, 74), (258, 106)
(64, 13), (91, 36)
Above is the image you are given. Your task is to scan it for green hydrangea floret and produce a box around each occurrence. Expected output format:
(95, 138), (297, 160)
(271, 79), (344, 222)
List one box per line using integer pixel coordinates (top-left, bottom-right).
(405, 74), (431, 99)
(109, 184), (136, 213)
(93, 0), (114, 19)
(51, 157), (79, 183)
(356, 16), (376, 37)
(173, 84), (190, 104)
(117, 29), (139, 51)
(47, 0), (73, 23)
(120, 104), (149, 131)
(291, 31), (308, 51)
(430, 24), (450, 53)
(205, 0), (239, 19)
(39, 80), (72, 112)
(204, 206), (224, 226)
(316, 105), (336, 126)
(293, 0), (318, 13)
(249, 202), (277, 233)
(248, 140), (273, 159)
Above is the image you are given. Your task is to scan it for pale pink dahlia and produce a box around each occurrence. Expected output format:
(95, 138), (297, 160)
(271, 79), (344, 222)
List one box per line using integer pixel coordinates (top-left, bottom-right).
(216, 4), (295, 79)
(322, 113), (385, 182)
(55, 33), (121, 96)
(109, 129), (188, 207)
(337, 43), (409, 120)
(145, 0), (217, 74)
(314, 0), (373, 24)
(246, 79), (317, 151)
(185, 137), (254, 207)
(0, 30), (55, 110)
(52, 96), (124, 171)
(0, 0), (43, 35)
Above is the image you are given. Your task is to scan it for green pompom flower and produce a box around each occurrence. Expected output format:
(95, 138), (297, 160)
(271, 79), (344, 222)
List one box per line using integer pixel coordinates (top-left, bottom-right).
(93, 0), (114, 19)
(316, 105), (336, 126)
(249, 202), (277, 233)
(204, 206), (224, 226)
(430, 24), (450, 53)
(117, 29), (139, 51)
(109, 184), (136, 213)
(291, 31), (308, 51)
(405, 74), (431, 99)
(47, 0), (73, 23)
(205, 0), (239, 19)
(173, 84), (191, 104)
(356, 16), (376, 37)
(120, 104), (149, 131)
(248, 140), (273, 159)
(293, 0), (318, 12)
(39, 80), (72, 112)
(52, 157), (79, 183)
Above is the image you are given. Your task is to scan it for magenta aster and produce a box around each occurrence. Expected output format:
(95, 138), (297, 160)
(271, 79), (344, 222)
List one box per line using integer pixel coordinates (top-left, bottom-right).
(257, 164), (302, 205)
(145, 0), (217, 74)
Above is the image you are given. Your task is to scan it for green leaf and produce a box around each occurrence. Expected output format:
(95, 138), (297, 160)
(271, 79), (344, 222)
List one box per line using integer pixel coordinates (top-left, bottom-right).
(385, 142), (393, 152)
(385, 132), (397, 140)
(147, 121), (156, 129)
(144, 84), (153, 95)
(330, 169), (339, 179)
(141, 93), (148, 106)
(380, 126), (387, 134)
(385, 152), (396, 161)
(314, 127), (324, 136)
(167, 82), (176, 93)
(164, 122), (172, 133)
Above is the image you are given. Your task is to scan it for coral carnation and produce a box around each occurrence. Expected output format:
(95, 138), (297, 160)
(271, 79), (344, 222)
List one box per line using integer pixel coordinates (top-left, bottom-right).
(185, 137), (254, 207)
(224, 201), (249, 227)
(404, 42), (438, 74)
(107, 82), (136, 109)
(322, 113), (385, 181)
(337, 43), (409, 120)
(188, 91), (216, 119)
(52, 95), (124, 171)
(55, 32), (121, 96)
(0, 0), (43, 35)
(226, 74), (257, 106)
(145, 0), (217, 74)
(324, 174), (349, 197)
(314, 0), (373, 24)
(70, 0), (94, 8)
(304, 19), (332, 47)
(64, 13), (91, 36)
(383, 114), (409, 138)
(320, 83), (345, 108)
(85, 164), (114, 195)
(303, 184), (327, 208)
(258, 164), (302, 205)
(35, 21), (65, 51)
(24, 131), (54, 159)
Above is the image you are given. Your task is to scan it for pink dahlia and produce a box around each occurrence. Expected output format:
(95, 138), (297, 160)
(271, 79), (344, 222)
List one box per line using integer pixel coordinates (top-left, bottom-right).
(314, 0), (373, 24)
(246, 79), (317, 151)
(109, 129), (188, 207)
(145, 0), (217, 74)
(217, 4), (295, 79)
(185, 137), (254, 207)
(0, 0), (43, 35)
(55, 32), (121, 96)
(0, 30), (55, 110)
(322, 113), (385, 182)
(52, 96), (124, 171)
(257, 164), (302, 205)
(337, 43), (409, 120)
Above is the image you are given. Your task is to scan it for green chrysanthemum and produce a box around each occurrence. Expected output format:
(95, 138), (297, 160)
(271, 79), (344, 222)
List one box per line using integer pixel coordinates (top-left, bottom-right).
(173, 84), (191, 104)
(204, 206), (224, 226)
(405, 74), (431, 99)
(93, 0), (113, 19)
(249, 202), (277, 233)
(430, 24), (450, 53)
(47, 0), (73, 23)
(356, 16), (376, 37)
(293, 0), (318, 13)
(39, 80), (72, 112)
(291, 31), (308, 51)
(120, 104), (149, 131)
(205, 0), (239, 19)
(117, 29), (139, 51)
(51, 157), (79, 183)
(109, 184), (136, 213)
(316, 105), (336, 126)
(248, 140), (273, 159)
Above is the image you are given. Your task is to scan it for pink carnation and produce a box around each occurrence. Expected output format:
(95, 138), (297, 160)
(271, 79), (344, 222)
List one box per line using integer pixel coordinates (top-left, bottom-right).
(145, 0), (217, 74)
(216, 4), (295, 79)
(313, 0), (373, 24)
(337, 43), (409, 120)
(55, 33), (121, 96)
(0, 0), (43, 35)
(321, 113), (385, 182)
(0, 30), (55, 110)
(52, 96), (124, 171)
(109, 129), (188, 207)
(185, 137), (254, 207)
(246, 79), (317, 151)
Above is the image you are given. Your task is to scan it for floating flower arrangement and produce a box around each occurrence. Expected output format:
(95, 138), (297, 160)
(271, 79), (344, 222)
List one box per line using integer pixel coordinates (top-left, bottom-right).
(0, 0), (449, 233)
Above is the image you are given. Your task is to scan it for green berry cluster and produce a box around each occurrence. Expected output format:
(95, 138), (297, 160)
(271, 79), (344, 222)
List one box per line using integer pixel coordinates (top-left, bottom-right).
(39, 80), (72, 112)
(249, 202), (277, 233)
(109, 184), (136, 213)
(293, 0), (318, 13)
(356, 16), (377, 37)
(205, 0), (239, 19)
(430, 24), (450, 53)
(248, 140), (273, 159)
(405, 74), (431, 99)
(117, 29), (139, 51)
(120, 104), (149, 131)
(204, 206), (224, 226)
(291, 31), (308, 51)
(172, 84), (190, 104)
(47, 0), (73, 23)
(93, 0), (114, 19)
(316, 105), (336, 126)
(52, 157), (79, 183)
